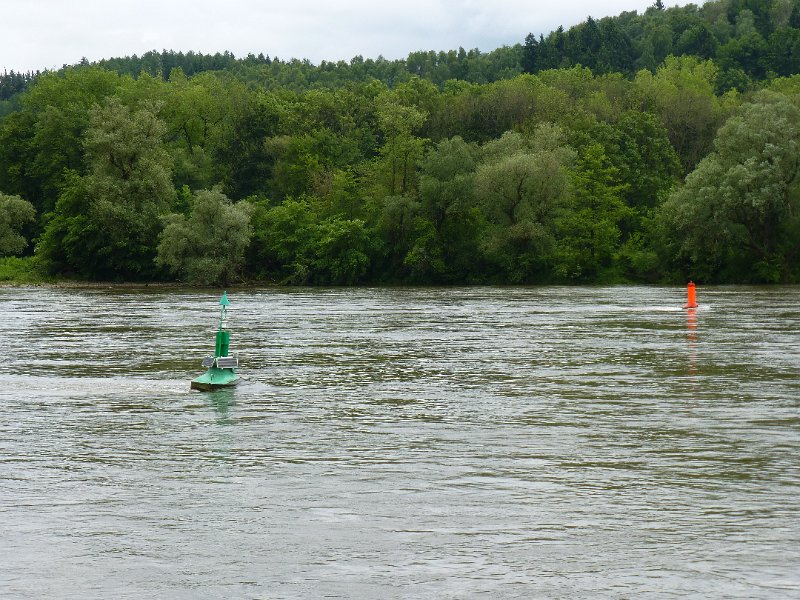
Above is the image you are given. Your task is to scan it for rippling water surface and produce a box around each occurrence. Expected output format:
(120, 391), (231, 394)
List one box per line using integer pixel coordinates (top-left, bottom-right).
(1, 285), (798, 598)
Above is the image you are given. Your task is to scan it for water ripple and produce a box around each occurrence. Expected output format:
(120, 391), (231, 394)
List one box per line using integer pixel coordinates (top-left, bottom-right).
(1, 285), (798, 599)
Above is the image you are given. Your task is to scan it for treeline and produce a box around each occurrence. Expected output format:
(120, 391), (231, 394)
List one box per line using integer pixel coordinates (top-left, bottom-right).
(4, 0), (800, 99)
(0, 0), (799, 286)
(524, 0), (800, 87)
(0, 46), (523, 104)
(0, 70), (39, 102)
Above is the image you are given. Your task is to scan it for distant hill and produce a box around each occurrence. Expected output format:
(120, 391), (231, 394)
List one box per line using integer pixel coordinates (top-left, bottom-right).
(522, 0), (800, 92)
(3, 0), (798, 102)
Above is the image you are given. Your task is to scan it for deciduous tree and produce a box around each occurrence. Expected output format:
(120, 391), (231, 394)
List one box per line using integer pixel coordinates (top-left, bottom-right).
(0, 193), (36, 256)
(659, 91), (800, 282)
(157, 188), (253, 285)
(38, 98), (175, 279)
(474, 128), (574, 282)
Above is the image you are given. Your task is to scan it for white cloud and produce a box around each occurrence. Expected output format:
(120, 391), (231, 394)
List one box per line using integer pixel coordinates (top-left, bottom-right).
(2, 0), (672, 73)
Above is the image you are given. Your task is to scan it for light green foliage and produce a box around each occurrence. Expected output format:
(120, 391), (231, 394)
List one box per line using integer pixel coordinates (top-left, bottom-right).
(246, 197), (372, 284)
(634, 56), (732, 173)
(83, 98), (174, 214)
(0, 256), (48, 283)
(393, 78), (442, 129)
(768, 74), (800, 97)
(659, 91), (800, 282)
(771, 0), (795, 29)
(372, 94), (428, 196)
(0, 193), (36, 256)
(305, 217), (372, 285)
(476, 129), (573, 226)
(313, 168), (364, 220)
(157, 188), (254, 285)
(555, 143), (631, 281)
(478, 76), (563, 140)
(85, 98), (175, 274)
(247, 198), (314, 282)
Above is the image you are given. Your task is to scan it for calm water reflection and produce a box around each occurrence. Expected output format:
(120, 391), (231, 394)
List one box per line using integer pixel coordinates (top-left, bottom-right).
(1, 285), (798, 598)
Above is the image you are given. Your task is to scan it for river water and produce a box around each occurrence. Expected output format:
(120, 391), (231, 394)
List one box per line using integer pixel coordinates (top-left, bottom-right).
(1, 285), (798, 599)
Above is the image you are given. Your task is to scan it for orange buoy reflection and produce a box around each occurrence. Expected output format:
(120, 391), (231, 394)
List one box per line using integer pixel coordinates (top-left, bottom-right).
(686, 307), (698, 375)
(686, 307), (697, 338)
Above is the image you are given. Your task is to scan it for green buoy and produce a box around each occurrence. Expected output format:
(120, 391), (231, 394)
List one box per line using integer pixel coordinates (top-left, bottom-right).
(191, 291), (240, 391)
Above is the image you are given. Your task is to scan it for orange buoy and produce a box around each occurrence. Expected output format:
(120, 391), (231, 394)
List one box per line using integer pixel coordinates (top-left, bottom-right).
(683, 281), (698, 309)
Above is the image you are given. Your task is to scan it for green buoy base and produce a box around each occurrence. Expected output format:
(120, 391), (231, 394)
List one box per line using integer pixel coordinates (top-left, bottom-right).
(190, 367), (240, 391)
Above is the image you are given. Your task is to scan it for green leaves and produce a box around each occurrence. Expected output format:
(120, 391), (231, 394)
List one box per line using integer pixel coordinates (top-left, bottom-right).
(555, 143), (630, 282)
(659, 91), (800, 282)
(37, 98), (175, 280)
(0, 193), (36, 257)
(473, 127), (573, 282)
(3, 7), (800, 287)
(246, 197), (373, 285)
(156, 188), (254, 285)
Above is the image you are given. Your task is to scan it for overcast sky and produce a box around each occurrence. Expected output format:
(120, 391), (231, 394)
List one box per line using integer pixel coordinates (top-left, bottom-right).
(3, 1), (681, 73)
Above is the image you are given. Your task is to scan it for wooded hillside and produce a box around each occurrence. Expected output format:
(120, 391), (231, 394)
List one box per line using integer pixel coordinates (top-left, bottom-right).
(1, 0), (799, 285)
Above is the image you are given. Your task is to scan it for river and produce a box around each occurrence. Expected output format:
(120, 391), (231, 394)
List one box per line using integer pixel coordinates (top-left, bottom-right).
(1, 285), (798, 598)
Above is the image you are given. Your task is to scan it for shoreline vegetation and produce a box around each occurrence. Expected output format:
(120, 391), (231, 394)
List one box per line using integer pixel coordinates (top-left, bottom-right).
(3, 255), (797, 290)
(2, 0), (800, 287)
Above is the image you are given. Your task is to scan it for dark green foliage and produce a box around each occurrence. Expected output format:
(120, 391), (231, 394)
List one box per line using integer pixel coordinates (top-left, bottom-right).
(0, 70), (39, 101)
(0, 0), (797, 106)
(247, 198), (315, 282)
(554, 143), (630, 282)
(99, 50), (243, 80)
(572, 111), (681, 234)
(524, 0), (800, 78)
(768, 26), (800, 77)
(718, 31), (770, 78)
(0, 68), (127, 220)
(399, 136), (484, 282)
(215, 92), (286, 199)
(676, 22), (720, 59)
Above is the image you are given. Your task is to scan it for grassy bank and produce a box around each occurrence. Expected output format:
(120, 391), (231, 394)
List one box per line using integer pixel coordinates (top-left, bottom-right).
(0, 256), (54, 285)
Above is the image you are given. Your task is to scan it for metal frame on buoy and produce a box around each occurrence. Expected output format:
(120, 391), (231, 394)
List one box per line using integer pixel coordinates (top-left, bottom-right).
(191, 291), (240, 391)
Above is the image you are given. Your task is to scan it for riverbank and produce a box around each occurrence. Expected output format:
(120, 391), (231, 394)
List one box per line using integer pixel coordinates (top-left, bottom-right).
(0, 256), (266, 288)
(5, 255), (796, 289)
(0, 257), (51, 285)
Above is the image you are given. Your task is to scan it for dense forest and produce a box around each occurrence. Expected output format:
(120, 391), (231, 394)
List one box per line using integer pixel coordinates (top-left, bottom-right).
(1, 0), (799, 285)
